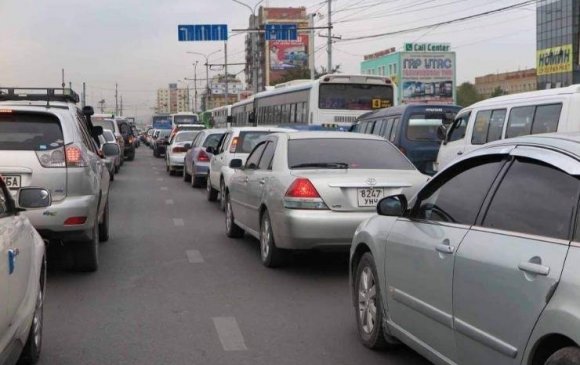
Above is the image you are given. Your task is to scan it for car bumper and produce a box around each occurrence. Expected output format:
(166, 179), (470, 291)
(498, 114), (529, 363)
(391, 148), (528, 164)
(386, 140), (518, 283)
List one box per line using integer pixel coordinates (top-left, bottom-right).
(193, 163), (209, 177)
(271, 209), (376, 250)
(168, 154), (186, 167)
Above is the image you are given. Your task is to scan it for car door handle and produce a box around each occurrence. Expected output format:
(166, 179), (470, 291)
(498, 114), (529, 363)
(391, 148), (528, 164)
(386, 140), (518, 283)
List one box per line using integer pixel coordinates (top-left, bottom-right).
(259, 179), (265, 185)
(457, 151), (463, 155)
(243, 177), (249, 183)
(435, 243), (455, 254)
(518, 262), (550, 276)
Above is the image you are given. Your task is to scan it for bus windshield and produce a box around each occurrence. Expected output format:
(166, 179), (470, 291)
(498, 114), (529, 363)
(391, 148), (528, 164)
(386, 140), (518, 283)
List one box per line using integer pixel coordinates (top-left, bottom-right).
(318, 84), (394, 110)
(174, 115), (199, 125)
(152, 116), (172, 129)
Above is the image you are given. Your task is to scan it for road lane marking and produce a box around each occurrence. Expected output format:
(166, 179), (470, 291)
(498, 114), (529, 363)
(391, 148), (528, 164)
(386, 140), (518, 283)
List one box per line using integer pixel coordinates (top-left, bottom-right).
(165, 199), (174, 205)
(212, 317), (247, 351)
(173, 218), (184, 226)
(186, 250), (204, 263)
(157, 177), (164, 181)
(160, 186), (168, 191)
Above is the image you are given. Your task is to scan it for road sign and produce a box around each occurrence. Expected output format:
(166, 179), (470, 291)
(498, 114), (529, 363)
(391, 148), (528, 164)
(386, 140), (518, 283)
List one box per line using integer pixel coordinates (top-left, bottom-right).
(265, 24), (297, 41)
(178, 24), (228, 41)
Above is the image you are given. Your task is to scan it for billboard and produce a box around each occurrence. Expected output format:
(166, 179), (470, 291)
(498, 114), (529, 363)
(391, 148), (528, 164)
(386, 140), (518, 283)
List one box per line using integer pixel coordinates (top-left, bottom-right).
(400, 52), (456, 104)
(268, 34), (309, 85)
(537, 44), (573, 76)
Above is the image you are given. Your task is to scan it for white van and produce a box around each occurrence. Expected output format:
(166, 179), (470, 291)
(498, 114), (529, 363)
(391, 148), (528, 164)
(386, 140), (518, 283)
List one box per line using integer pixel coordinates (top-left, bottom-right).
(436, 84), (580, 170)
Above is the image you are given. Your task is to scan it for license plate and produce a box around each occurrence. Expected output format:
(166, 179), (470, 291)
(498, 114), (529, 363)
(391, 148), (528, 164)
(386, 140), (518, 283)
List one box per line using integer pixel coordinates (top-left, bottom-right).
(357, 188), (384, 207)
(2, 175), (21, 189)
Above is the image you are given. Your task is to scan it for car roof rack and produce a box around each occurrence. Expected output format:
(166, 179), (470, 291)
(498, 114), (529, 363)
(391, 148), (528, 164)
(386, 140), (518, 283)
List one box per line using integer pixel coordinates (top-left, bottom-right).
(0, 87), (80, 104)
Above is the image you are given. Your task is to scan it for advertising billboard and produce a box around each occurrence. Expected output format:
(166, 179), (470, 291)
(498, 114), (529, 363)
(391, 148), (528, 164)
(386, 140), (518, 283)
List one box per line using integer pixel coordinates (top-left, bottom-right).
(537, 44), (573, 76)
(268, 34), (309, 85)
(400, 52), (456, 104)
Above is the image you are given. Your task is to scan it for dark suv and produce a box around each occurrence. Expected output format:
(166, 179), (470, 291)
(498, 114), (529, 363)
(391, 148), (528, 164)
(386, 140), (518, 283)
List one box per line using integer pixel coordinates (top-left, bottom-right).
(117, 118), (136, 161)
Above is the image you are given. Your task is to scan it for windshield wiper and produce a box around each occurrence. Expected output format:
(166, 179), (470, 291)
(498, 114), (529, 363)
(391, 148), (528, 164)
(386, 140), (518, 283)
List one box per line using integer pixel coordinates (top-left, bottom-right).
(290, 162), (349, 169)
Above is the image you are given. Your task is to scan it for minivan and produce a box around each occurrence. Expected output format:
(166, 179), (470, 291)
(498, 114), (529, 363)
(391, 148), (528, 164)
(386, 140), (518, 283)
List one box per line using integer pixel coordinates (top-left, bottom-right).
(436, 84), (580, 170)
(351, 104), (460, 175)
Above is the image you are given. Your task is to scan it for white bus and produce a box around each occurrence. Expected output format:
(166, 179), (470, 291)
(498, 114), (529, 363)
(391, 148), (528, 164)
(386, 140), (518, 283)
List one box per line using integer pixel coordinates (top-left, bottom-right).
(170, 112), (200, 127)
(208, 105), (231, 128)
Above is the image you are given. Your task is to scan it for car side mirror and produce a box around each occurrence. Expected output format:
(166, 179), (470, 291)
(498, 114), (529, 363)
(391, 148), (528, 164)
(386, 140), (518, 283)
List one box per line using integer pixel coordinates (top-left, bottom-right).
(229, 159), (243, 169)
(82, 106), (95, 118)
(18, 188), (52, 209)
(102, 143), (120, 156)
(184, 143), (192, 150)
(91, 126), (104, 139)
(377, 195), (407, 217)
(437, 125), (446, 141)
(206, 146), (216, 155)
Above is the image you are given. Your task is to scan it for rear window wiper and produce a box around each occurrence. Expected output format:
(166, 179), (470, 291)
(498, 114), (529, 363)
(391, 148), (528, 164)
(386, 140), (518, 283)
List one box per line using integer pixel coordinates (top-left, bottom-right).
(290, 162), (349, 169)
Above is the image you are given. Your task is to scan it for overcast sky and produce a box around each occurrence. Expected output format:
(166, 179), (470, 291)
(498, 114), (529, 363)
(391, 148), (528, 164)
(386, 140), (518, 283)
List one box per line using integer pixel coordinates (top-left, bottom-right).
(0, 0), (536, 120)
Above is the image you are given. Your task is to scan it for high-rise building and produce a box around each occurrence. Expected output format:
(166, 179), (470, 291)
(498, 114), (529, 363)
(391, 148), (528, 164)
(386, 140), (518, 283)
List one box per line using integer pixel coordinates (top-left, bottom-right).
(475, 69), (537, 98)
(203, 74), (244, 110)
(245, 7), (312, 92)
(536, 0), (580, 89)
(156, 83), (190, 113)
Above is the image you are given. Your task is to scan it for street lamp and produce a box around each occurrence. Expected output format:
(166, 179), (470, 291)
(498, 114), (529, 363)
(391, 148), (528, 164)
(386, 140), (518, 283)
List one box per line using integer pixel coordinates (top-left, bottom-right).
(232, 0), (263, 93)
(187, 49), (222, 111)
(184, 61), (199, 113)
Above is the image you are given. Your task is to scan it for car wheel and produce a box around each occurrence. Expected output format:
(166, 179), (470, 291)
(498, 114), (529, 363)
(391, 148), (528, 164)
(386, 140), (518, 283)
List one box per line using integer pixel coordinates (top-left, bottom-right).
(154, 149), (159, 158)
(192, 176), (204, 188)
(127, 151), (135, 161)
(207, 179), (218, 201)
(18, 266), (44, 365)
(114, 164), (119, 174)
(355, 252), (398, 349)
(183, 166), (191, 182)
(109, 170), (114, 181)
(260, 211), (285, 268)
(225, 193), (244, 238)
(545, 347), (580, 365)
(98, 201), (110, 242)
(72, 223), (99, 272)
(219, 180), (226, 211)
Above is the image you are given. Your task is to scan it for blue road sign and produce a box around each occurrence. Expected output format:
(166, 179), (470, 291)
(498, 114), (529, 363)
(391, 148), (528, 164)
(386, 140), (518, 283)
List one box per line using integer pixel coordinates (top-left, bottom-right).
(264, 24), (297, 41)
(178, 24), (228, 41)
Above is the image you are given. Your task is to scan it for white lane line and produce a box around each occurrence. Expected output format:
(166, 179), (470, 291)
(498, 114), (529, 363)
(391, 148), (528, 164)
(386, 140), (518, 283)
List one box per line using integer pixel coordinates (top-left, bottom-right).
(157, 177), (164, 181)
(212, 317), (247, 351)
(173, 218), (184, 226)
(160, 186), (168, 191)
(186, 250), (204, 263)
(165, 199), (174, 205)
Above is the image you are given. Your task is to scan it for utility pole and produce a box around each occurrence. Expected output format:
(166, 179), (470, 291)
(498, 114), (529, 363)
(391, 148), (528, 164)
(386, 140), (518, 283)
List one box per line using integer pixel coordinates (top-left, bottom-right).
(309, 13), (315, 79)
(69, 82), (72, 90)
(327, 0), (332, 74)
(82, 82), (86, 107)
(193, 62), (198, 113)
(120, 95), (123, 116)
(115, 83), (118, 116)
(224, 41), (229, 108)
(61, 69), (65, 88)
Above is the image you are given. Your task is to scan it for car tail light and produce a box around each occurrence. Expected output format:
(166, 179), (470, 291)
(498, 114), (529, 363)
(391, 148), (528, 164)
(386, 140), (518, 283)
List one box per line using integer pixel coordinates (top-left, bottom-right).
(36, 147), (66, 168)
(229, 137), (239, 153)
(128, 136), (134, 144)
(197, 149), (210, 162)
(65, 144), (88, 167)
(398, 146), (407, 156)
(173, 146), (187, 153)
(283, 178), (328, 210)
(64, 216), (87, 225)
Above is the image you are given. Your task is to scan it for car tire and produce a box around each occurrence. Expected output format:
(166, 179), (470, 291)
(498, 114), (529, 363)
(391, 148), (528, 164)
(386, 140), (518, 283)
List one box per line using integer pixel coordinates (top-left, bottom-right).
(17, 265), (44, 365)
(355, 252), (398, 349)
(192, 176), (204, 188)
(114, 164), (119, 174)
(225, 193), (244, 238)
(127, 151), (135, 161)
(545, 347), (580, 365)
(260, 211), (285, 268)
(207, 179), (218, 201)
(99, 201), (110, 242)
(154, 149), (159, 158)
(109, 170), (114, 181)
(183, 166), (191, 182)
(72, 223), (99, 272)
(219, 180), (226, 211)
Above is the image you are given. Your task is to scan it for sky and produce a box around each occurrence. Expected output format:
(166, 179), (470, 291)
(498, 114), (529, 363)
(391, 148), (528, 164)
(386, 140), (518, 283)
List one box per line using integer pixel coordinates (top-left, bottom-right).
(0, 0), (537, 121)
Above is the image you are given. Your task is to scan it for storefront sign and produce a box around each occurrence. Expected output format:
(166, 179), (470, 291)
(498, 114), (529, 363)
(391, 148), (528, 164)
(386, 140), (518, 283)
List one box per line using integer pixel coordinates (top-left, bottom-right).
(404, 43), (451, 52)
(268, 34), (309, 85)
(400, 52), (455, 104)
(537, 44), (573, 76)
(364, 47), (396, 61)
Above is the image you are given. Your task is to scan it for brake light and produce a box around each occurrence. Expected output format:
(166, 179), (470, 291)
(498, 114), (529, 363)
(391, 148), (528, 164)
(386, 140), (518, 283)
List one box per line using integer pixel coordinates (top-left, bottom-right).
(173, 146), (187, 153)
(65, 144), (87, 167)
(229, 137), (239, 153)
(197, 149), (210, 162)
(129, 136), (134, 144)
(284, 178), (328, 210)
(36, 147), (66, 168)
(64, 216), (87, 225)
(0, 109), (13, 113)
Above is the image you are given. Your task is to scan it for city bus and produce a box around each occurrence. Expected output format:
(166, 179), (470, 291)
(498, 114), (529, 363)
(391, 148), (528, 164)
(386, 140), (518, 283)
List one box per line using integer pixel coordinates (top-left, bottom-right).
(207, 105), (231, 128)
(152, 113), (172, 130)
(170, 112), (200, 127)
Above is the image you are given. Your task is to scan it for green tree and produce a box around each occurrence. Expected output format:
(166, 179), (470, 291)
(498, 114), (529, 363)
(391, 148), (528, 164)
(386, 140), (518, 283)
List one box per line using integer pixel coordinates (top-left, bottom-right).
(456, 82), (482, 107)
(490, 86), (507, 97)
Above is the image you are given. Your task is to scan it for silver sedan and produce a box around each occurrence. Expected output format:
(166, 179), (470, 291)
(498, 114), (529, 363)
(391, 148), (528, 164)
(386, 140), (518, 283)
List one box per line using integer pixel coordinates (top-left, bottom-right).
(225, 131), (428, 267)
(350, 133), (580, 365)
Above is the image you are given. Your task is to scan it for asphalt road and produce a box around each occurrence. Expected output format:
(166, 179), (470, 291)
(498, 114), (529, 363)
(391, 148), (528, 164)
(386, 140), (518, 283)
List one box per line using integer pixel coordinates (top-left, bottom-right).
(39, 146), (431, 365)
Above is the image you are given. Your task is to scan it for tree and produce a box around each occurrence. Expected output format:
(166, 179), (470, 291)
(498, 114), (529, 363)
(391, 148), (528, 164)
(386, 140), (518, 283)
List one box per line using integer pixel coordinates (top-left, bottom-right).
(490, 86), (507, 97)
(456, 82), (482, 107)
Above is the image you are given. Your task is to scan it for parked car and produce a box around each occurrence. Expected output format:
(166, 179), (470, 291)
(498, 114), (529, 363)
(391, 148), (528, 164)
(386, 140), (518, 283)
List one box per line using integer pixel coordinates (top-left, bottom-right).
(153, 129), (171, 158)
(352, 104), (460, 175)
(225, 132), (428, 267)
(116, 118), (136, 161)
(0, 184), (47, 365)
(350, 132), (580, 365)
(183, 128), (226, 187)
(436, 84), (580, 171)
(102, 129), (121, 173)
(0, 87), (110, 272)
(165, 130), (198, 175)
(92, 114), (125, 166)
(207, 126), (294, 210)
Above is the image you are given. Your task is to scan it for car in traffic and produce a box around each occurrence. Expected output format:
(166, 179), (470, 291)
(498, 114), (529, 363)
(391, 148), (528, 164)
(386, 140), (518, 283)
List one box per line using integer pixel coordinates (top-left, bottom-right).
(116, 118), (136, 161)
(183, 128), (226, 187)
(101, 129), (121, 174)
(225, 132), (428, 267)
(350, 132), (580, 365)
(206, 126), (294, 210)
(153, 129), (171, 157)
(165, 130), (198, 175)
(0, 183), (47, 365)
(0, 87), (110, 272)
(91, 114), (125, 166)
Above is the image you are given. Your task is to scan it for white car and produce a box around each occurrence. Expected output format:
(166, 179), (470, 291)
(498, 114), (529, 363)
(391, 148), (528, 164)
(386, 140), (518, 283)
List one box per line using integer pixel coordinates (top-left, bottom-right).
(165, 130), (198, 175)
(206, 127), (294, 210)
(0, 184), (47, 365)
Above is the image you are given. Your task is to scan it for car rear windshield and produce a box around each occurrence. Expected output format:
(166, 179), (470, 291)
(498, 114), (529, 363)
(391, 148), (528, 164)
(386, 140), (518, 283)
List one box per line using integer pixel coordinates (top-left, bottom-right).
(237, 131), (272, 153)
(103, 130), (115, 142)
(175, 131), (196, 143)
(204, 133), (223, 148)
(0, 112), (64, 151)
(92, 119), (116, 132)
(288, 138), (414, 170)
(406, 113), (447, 141)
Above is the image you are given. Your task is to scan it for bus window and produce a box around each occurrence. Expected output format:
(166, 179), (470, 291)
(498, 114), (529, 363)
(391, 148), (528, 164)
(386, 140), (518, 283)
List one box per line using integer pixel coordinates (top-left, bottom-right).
(389, 118), (400, 142)
(448, 112), (471, 142)
(318, 84), (394, 110)
(372, 120), (384, 136)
